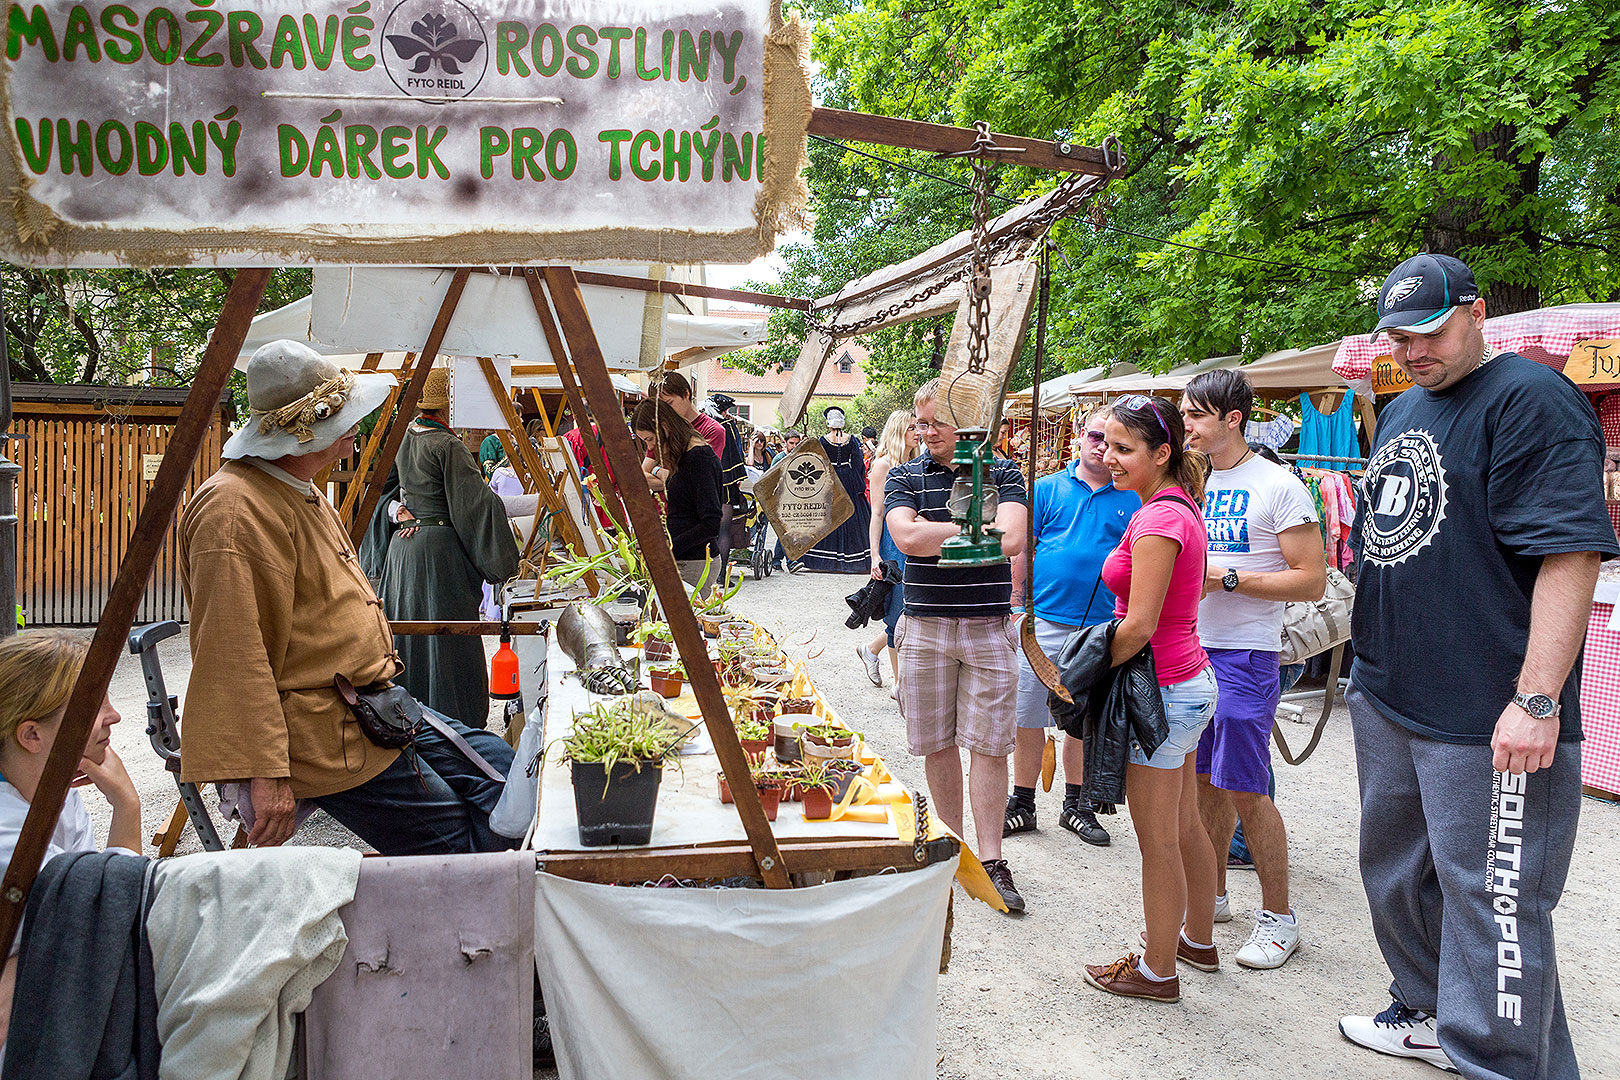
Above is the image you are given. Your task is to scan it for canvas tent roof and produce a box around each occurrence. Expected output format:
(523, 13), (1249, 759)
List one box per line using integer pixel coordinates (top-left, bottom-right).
(1008, 363), (1140, 410)
(1069, 342), (1344, 397)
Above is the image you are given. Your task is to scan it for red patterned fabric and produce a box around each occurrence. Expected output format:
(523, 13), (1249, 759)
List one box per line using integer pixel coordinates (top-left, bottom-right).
(1333, 302), (1620, 382)
(1581, 603), (1620, 797)
(1599, 394), (1620, 542)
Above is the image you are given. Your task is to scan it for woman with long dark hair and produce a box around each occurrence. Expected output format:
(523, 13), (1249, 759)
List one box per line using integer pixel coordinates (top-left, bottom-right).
(1083, 394), (1220, 1004)
(634, 398), (723, 589)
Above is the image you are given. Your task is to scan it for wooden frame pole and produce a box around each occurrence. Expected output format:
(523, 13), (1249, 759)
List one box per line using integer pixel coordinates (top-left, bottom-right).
(0, 268), (271, 950)
(347, 269), (470, 546)
(522, 268), (628, 531)
(538, 266), (791, 889)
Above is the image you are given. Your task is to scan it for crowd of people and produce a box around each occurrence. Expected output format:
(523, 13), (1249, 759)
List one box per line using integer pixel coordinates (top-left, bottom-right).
(0, 254), (1609, 1080)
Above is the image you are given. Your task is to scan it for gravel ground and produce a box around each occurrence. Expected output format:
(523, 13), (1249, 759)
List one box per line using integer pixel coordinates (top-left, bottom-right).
(73, 568), (1620, 1079)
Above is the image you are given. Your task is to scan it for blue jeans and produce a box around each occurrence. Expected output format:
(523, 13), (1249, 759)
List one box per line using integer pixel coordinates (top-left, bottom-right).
(313, 708), (518, 856)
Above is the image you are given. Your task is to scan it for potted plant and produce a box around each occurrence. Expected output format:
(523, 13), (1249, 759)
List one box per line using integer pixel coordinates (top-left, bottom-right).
(724, 683), (779, 727)
(716, 639), (746, 684)
(632, 621), (674, 662)
(778, 694), (817, 716)
(748, 665), (793, 687)
(735, 714), (772, 761)
(559, 701), (681, 847)
(796, 722), (860, 762)
(693, 563), (743, 636)
(797, 758), (843, 819)
(717, 766), (785, 821)
(647, 661), (685, 699)
(821, 758), (865, 801)
(773, 719), (802, 764)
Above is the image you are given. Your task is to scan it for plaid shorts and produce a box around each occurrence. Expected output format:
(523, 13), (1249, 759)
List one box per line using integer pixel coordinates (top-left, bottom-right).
(895, 615), (1019, 757)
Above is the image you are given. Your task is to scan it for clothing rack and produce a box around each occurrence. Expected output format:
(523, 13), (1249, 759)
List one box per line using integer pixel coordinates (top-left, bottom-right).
(1280, 452), (1366, 466)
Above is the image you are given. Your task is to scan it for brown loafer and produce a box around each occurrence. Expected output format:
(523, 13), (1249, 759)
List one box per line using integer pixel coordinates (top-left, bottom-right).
(1140, 930), (1221, 972)
(1083, 952), (1180, 1003)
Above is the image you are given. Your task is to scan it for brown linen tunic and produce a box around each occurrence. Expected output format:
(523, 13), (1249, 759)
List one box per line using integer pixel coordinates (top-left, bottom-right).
(179, 462), (402, 798)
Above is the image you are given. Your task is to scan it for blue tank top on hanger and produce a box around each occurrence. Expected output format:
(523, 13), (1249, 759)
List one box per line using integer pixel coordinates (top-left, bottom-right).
(1298, 391), (1360, 470)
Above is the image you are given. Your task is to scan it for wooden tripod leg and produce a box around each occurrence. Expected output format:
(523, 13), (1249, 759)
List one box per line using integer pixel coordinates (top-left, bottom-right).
(539, 266), (791, 889)
(348, 270), (471, 547)
(0, 269), (272, 952)
(152, 800), (189, 857)
(338, 370), (405, 527)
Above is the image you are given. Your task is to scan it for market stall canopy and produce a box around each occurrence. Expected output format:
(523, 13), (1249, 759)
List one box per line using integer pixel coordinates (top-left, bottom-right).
(1333, 302), (1620, 393)
(239, 276), (767, 374)
(1070, 343), (1344, 397)
(1008, 363), (1140, 410)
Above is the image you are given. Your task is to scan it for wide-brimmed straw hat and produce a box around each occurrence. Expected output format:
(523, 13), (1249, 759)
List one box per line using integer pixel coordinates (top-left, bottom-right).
(222, 340), (393, 461)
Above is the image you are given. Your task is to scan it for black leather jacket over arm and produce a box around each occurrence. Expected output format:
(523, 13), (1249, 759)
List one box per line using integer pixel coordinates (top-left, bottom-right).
(1047, 619), (1169, 805)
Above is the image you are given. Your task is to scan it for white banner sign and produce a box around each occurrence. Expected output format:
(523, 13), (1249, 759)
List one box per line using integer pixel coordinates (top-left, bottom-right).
(0, 0), (809, 266)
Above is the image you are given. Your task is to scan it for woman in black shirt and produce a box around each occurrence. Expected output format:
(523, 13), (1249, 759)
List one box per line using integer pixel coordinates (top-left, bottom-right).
(633, 399), (723, 589)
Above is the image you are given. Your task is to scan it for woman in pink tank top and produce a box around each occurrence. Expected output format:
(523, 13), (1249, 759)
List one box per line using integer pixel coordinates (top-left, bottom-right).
(1083, 395), (1221, 1003)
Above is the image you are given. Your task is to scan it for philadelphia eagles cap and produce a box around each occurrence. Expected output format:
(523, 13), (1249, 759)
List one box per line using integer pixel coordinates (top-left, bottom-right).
(1371, 253), (1479, 338)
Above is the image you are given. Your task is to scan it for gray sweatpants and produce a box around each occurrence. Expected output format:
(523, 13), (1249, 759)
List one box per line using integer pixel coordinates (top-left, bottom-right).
(1348, 682), (1581, 1080)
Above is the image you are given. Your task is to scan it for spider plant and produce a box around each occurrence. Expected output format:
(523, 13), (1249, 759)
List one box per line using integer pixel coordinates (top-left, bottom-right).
(558, 701), (683, 794)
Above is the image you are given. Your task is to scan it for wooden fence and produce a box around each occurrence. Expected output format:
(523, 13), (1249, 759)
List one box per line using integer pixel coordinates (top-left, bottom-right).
(12, 392), (226, 626)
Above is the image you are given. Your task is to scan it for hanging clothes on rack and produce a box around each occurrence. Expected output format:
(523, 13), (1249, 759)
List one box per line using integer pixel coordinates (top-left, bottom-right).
(1298, 391), (1360, 469)
(1300, 468), (1359, 570)
(1245, 414), (1295, 452)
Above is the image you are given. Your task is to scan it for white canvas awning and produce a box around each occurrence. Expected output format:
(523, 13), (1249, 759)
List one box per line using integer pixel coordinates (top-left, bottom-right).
(1064, 344), (1345, 397)
(1008, 363), (1140, 410)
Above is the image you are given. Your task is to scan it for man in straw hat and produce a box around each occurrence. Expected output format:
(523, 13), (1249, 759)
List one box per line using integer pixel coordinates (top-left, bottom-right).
(178, 341), (516, 854)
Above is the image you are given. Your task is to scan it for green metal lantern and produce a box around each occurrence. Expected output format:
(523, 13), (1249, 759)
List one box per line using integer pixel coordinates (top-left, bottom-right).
(939, 427), (1005, 565)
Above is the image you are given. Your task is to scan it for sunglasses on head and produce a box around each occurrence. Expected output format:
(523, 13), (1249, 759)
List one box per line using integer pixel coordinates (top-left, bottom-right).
(1117, 394), (1171, 440)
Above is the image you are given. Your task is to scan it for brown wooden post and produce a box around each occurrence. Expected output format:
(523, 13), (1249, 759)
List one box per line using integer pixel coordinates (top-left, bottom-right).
(337, 373), (403, 526)
(0, 269), (271, 951)
(539, 266), (791, 889)
(347, 269), (470, 546)
(522, 268), (629, 531)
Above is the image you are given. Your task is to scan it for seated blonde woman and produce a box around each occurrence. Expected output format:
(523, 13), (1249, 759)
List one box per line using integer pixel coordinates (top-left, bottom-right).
(0, 631), (142, 1044)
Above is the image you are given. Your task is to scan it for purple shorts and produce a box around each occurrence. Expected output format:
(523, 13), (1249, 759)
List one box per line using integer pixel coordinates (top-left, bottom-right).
(1196, 648), (1281, 794)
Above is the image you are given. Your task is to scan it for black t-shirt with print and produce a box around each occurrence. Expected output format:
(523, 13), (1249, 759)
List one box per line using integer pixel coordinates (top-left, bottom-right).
(1350, 352), (1619, 743)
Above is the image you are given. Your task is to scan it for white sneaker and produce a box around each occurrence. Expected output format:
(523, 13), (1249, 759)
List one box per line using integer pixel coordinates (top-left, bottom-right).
(1235, 909), (1300, 969)
(857, 645), (883, 687)
(1339, 1000), (1457, 1072)
(1214, 893), (1232, 923)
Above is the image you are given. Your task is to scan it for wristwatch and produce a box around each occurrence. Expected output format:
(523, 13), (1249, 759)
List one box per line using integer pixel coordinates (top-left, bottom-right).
(1512, 692), (1560, 720)
(1221, 568), (1240, 593)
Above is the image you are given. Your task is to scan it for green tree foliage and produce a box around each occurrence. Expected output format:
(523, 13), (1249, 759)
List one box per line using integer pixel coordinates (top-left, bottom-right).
(778, 0), (1619, 384)
(3, 267), (312, 388)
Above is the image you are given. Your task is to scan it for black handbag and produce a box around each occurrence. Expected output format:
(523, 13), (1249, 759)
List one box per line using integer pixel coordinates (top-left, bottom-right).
(334, 674), (507, 782)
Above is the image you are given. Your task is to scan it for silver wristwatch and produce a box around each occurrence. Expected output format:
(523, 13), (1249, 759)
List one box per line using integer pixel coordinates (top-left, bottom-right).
(1511, 692), (1560, 720)
(1221, 568), (1239, 593)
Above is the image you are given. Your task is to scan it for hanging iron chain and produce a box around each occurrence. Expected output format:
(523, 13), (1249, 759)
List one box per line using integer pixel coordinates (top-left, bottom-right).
(913, 792), (930, 864)
(963, 122), (997, 375)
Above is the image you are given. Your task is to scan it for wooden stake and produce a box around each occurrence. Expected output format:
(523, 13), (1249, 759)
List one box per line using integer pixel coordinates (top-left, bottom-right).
(538, 266), (791, 889)
(0, 268), (271, 952)
(347, 269), (470, 546)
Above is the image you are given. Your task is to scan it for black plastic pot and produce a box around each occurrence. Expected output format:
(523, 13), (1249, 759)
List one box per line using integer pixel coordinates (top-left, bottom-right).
(571, 760), (663, 846)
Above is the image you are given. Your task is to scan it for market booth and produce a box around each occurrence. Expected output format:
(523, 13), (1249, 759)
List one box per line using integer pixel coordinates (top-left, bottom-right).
(0, 0), (1133, 1070)
(1336, 302), (1620, 800)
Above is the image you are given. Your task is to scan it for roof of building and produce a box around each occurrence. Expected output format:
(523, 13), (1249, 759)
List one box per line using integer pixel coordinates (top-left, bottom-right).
(703, 339), (871, 398)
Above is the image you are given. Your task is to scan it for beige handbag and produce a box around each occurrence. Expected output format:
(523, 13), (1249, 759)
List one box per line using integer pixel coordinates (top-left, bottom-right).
(1278, 567), (1355, 665)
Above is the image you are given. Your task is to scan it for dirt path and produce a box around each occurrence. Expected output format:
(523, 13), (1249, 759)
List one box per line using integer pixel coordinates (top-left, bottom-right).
(79, 568), (1620, 1078)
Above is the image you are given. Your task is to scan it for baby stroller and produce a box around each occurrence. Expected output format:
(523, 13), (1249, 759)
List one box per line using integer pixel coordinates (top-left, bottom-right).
(737, 491), (772, 580)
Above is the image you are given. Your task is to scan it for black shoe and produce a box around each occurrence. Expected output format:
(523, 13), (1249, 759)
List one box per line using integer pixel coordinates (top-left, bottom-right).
(1060, 804), (1111, 847)
(983, 858), (1025, 914)
(1003, 801), (1037, 837)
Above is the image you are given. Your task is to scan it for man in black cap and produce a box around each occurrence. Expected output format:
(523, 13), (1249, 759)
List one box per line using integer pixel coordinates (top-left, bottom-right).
(1338, 253), (1614, 1078)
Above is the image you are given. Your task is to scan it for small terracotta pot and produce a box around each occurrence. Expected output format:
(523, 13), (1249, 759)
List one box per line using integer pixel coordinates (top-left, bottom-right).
(801, 787), (834, 820)
(803, 729), (858, 762)
(718, 773), (734, 804)
(648, 671), (683, 698)
(739, 736), (771, 761)
(643, 639), (674, 663)
(779, 698), (816, 715)
(754, 782), (783, 822)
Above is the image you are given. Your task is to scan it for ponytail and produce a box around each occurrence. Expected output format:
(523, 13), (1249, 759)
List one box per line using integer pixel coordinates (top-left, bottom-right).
(1177, 447), (1211, 505)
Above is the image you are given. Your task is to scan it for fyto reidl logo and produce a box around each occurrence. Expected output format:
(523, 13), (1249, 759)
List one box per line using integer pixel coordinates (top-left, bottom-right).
(381, 0), (488, 102)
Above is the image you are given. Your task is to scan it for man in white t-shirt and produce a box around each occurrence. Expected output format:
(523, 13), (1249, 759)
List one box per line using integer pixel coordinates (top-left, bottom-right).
(1182, 370), (1326, 971)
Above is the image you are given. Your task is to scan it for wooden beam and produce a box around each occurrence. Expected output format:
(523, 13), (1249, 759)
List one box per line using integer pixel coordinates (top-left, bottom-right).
(524, 268), (628, 531)
(359, 352), (383, 371)
(347, 270), (470, 547)
(391, 620), (548, 636)
(808, 107), (1119, 177)
(570, 270), (810, 311)
(0, 269), (272, 953)
(539, 265), (792, 889)
(337, 375), (403, 526)
(537, 836), (960, 884)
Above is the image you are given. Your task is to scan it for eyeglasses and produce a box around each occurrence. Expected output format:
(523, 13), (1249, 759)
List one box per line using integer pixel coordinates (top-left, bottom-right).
(912, 420), (947, 432)
(1082, 430), (1107, 445)
(1118, 394), (1171, 440)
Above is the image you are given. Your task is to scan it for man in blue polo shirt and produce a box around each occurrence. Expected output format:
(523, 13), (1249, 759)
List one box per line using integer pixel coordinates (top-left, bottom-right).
(1005, 403), (1138, 845)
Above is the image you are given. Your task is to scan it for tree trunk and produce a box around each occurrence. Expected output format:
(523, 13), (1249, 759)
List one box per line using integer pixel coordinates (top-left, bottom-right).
(1422, 122), (1542, 316)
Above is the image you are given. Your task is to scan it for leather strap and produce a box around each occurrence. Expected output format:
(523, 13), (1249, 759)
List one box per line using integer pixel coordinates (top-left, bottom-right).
(420, 711), (508, 783)
(1271, 641), (1343, 766)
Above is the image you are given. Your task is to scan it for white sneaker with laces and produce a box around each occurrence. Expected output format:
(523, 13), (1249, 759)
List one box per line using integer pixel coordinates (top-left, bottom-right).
(1234, 909), (1299, 969)
(1339, 1000), (1457, 1072)
(857, 645), (883, 687)
(1214, 893), (1232, 923)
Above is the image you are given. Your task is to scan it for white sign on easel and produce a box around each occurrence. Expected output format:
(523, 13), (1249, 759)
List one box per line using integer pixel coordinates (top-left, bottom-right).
(448, 355), (513, 430)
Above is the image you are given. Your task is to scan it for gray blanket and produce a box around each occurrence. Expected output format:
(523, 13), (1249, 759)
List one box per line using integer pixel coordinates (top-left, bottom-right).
(3, 850), (159, 1080)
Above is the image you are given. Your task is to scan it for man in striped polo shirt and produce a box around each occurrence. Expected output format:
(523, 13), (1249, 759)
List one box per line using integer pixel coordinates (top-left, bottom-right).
(885, 378), (1030, 913)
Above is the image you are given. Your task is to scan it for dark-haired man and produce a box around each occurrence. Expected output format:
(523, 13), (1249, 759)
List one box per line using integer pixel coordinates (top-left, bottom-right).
(1339, 254), (1614, 1077)
(1182, 368), (1324, 971)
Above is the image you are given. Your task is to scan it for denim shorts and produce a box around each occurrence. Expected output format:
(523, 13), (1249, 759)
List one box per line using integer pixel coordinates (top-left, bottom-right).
(1015, 617), (1084, 729)
(1130, 665), (1217, 770)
